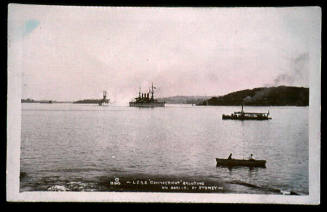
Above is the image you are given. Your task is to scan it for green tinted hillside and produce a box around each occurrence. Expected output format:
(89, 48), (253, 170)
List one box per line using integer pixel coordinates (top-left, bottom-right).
(197, 86), (309, 106)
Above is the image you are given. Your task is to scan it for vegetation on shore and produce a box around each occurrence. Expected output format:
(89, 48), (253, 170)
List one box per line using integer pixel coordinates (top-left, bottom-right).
(197, 86), (309, 106)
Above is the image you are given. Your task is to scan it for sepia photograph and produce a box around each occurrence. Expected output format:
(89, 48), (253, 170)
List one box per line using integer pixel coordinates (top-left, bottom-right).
(7, 4), (321, 203)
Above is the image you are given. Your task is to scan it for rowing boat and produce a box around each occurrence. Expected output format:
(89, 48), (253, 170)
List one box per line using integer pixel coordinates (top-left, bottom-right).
(216, 158), (266, 168)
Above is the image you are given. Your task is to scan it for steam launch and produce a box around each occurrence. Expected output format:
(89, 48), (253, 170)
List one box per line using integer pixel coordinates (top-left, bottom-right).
(129, 83), (165, 107)
(222, 105), (271, 120)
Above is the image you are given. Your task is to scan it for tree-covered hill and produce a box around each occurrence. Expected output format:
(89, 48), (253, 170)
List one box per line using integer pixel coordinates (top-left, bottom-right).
(197, 86), (309, 106)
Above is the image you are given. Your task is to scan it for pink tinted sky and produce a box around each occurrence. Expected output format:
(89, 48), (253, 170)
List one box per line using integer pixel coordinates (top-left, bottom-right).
(8, 5), (321, 103)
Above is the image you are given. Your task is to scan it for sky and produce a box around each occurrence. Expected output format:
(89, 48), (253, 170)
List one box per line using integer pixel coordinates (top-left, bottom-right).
(8, 5), (321, 103)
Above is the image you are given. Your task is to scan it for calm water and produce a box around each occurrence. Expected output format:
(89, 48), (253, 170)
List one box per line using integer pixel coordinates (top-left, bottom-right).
(20, 103), (308, 194)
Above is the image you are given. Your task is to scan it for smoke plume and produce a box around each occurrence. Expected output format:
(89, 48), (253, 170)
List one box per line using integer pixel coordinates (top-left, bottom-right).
(272, 52), (309, 86)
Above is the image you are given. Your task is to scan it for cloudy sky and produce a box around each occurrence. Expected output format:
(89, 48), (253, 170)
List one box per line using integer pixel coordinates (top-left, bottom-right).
(8, 5), (321, 103)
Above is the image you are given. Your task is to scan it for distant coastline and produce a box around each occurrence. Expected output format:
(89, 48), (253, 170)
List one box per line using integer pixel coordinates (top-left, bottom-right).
(73, 99), (105, 104)
(22, 86), (309, 106)
(197, 86), (309, 106)
(21, 99), (72, 104)
(157, 96), (212, 105)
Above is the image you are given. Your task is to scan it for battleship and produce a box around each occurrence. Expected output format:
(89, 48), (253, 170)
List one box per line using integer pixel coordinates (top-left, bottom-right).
(97, 91), (109, 106)
(129, 83), (165, 107)
(222, 105), (271, 120)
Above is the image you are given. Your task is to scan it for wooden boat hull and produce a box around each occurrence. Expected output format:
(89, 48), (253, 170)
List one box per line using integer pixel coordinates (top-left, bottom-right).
(216, 158), (266, 168)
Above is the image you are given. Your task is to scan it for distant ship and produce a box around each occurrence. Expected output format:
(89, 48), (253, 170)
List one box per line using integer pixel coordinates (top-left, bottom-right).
(129, 83), (165, 107)
(98, 91), (109, 106)
(222, 105), (271, 120)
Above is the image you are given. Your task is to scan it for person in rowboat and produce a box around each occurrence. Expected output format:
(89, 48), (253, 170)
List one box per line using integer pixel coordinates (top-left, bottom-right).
(249, 154), (255, 161)
(228, 153), (232, 160)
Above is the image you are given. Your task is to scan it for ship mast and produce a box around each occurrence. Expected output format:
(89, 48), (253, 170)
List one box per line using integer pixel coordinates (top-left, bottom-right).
(99, 90), (108, 106)
(151, 82), (154, 99)
(103, 90), (107, 101)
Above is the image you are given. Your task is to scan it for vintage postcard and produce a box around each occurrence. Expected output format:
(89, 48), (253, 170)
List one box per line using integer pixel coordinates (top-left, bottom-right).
(7, 4), (321, 204)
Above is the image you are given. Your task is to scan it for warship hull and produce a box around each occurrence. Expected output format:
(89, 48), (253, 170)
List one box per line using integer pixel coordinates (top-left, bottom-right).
(129, 102), (165, 107)
(129, 83), (165, 107)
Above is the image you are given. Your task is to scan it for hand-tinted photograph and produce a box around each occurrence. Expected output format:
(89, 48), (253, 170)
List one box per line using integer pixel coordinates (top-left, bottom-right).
(7, 4), (321, 204)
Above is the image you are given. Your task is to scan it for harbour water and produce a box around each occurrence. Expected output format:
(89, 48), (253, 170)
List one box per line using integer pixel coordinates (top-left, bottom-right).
(20, 103), (308, 194)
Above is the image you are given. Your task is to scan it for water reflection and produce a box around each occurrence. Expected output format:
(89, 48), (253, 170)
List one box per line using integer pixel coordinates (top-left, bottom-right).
(216, 165), (260, 178)
(248, 167), (258, 178)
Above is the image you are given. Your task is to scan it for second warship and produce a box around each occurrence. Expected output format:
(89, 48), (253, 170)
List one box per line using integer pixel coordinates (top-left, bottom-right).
(129, 83), (165, 107)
